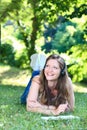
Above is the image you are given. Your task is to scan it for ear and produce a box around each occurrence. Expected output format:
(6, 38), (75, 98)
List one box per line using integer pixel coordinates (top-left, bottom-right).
(61, 63), (66, 76)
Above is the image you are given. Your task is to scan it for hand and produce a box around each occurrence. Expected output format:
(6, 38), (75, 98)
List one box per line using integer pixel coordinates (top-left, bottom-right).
(51, 103), (68, 115)
(56, 103), (68, 114)
(48, 105), (56, 110)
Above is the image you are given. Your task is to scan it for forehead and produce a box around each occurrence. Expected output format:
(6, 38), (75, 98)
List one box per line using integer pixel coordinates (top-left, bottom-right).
(46, 59), (59, 66)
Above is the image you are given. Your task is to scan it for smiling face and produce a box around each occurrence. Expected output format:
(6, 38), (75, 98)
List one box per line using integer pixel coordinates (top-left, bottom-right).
(44, 59), (61, 81)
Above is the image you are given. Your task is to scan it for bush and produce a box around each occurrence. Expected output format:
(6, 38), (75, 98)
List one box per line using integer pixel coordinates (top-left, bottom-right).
(15, 49), (30, 69)
(67, 44), (87, 82)
(0, 43), (16, 66)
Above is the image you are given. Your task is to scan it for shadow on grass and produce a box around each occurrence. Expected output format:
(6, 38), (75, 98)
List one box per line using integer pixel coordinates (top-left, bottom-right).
(0, 66), (30, 87)
(0, 67), (22, 80)
(74, 82), (87, 88)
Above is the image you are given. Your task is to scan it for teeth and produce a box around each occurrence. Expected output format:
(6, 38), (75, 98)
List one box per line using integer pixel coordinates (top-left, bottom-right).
(47, 74), (53, 76)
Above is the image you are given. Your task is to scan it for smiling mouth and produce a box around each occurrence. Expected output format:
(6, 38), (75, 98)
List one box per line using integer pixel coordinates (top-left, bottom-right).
(47, 73), (54, 76)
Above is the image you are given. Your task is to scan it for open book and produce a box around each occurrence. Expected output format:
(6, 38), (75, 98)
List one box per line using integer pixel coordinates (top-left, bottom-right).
(41, 115), (80, 120)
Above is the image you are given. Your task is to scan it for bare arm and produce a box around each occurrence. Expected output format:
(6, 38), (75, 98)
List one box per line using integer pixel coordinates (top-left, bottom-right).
(27, 101), (68, 115)
(67, 78), (75, 111)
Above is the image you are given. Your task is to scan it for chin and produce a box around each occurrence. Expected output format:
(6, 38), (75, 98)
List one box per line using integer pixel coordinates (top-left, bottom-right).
(46, 77), (55, 81)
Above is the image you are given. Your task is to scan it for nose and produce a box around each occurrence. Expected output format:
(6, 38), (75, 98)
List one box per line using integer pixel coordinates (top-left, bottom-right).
(47, 66), (53, 72)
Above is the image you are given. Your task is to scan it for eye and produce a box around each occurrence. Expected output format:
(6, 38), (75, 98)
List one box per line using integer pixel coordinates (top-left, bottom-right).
(45, 64), (59, 70)
(53, 66), (58, 69)
(52, 66), (59, 70)
(45, 64), (49, 68)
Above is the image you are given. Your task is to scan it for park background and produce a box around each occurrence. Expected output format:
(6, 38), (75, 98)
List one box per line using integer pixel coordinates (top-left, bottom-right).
(0, 0), (87, 130)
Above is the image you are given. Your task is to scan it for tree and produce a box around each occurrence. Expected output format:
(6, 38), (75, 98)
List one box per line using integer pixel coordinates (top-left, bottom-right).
(0, 0), (86, 60)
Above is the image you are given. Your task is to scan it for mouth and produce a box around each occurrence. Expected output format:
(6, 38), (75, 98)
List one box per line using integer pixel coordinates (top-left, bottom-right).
(46, 73), (54, 77)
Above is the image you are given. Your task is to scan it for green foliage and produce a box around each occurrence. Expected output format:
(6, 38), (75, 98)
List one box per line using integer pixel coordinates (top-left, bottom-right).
(0, 0), (23, 22)
(0, 42), (16, 66)
(67, 44), (87, 82)
(52, 20), (86, 53)
(68, 4), (87, 18)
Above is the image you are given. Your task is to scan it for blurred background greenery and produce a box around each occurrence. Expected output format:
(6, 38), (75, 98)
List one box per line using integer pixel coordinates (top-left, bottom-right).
(0, 0), (87, 83)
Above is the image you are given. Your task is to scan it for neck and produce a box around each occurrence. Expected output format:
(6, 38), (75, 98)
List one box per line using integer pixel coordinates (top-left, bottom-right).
(48, 81), (57, 90)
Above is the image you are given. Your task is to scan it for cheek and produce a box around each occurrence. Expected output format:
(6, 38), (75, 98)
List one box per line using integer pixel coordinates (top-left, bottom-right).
(55, 70), (61, 77)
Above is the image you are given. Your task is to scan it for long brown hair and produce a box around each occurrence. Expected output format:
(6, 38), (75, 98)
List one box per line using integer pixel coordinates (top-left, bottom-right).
(39, 54), (69, 107)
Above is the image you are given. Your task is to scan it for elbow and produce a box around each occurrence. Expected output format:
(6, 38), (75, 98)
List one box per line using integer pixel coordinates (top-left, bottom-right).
(26, 100), (33, 112)
(70, 106), (74, 111)
(69, 103), (75, 111)
(26, 105), (32, 112)
(26, 103), (34, 112)
(26, 99), (37, 111)
(67, 103), (75, 112)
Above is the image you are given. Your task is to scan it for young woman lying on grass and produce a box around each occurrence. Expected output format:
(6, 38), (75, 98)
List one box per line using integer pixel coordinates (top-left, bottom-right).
(26, 54), (75, 115)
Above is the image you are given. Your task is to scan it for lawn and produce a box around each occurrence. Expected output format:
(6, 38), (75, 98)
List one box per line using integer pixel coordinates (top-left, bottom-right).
(0, 64), (87, 130)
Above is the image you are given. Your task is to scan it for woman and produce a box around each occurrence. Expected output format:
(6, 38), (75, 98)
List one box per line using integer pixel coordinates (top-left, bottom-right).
(26, 54), (75, 115)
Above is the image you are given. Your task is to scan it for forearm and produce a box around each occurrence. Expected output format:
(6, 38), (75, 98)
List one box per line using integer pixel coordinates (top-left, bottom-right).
(26, 101), (56, 115)
(27, 105), (56, 115)
(26, 100), (68, 115)
(27, 104), (66, 116)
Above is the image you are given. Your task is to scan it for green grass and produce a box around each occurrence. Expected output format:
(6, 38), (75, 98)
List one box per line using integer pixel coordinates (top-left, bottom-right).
(0, 65), (87, 130)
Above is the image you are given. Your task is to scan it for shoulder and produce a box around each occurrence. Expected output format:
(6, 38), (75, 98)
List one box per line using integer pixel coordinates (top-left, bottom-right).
(29, 75), (41, 92)
(67, 77), (74, 91)
(67, 77), (72, 85)
(32, 75), (41, 85)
